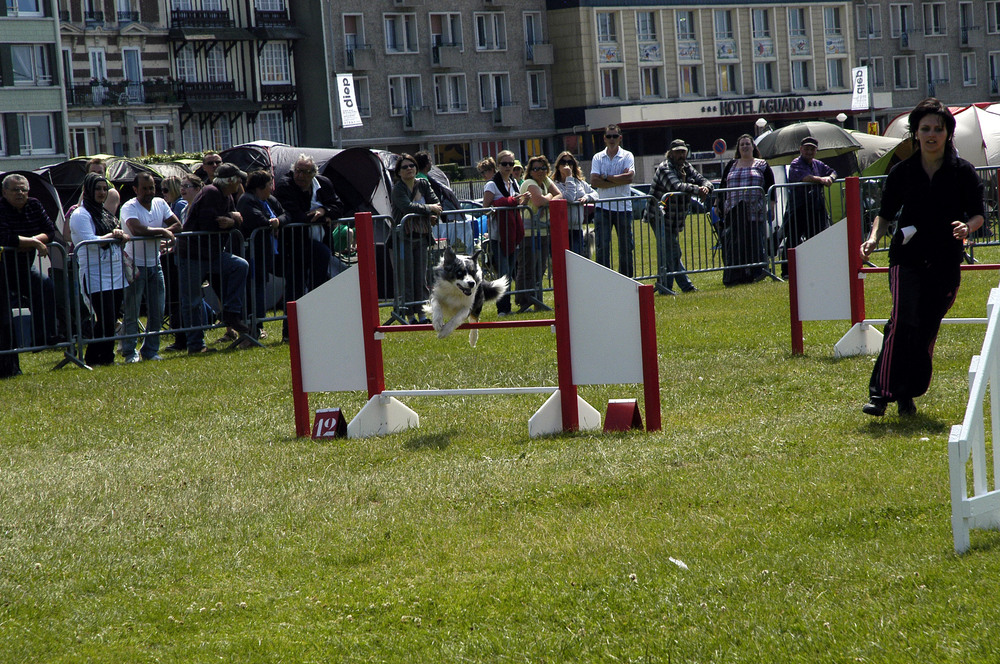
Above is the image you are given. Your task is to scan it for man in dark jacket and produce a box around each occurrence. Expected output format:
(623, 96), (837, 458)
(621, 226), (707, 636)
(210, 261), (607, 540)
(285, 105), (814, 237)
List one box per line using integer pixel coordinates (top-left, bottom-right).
(644, 139), (713, 294)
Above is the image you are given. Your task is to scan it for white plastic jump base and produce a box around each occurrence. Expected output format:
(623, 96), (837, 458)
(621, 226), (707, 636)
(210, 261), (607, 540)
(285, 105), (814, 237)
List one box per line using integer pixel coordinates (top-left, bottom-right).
(834, 322), (884, 357)
(347, 395), (420, 439)
(528, 390), (601, 438)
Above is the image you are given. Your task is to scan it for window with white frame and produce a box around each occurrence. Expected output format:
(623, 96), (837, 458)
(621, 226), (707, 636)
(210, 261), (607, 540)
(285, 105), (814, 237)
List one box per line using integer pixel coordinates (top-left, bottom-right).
(475, 12), (506, 51)
(755, 62), (775, 92)
(891, 4), (916, 38)
(923, 3), (946, 36)
(991, 52), (1000, 92)
(69, 127), (98, 158)
(389, 74), (422, 115)
(17, 113), (56, 155)
(385, 13), (418, 54)
(181, 126), (202, 153)
(88, 48), (107, 81)
(172, 0), (192, 9)
(599, 68), (622, 101)
(714, 10), (734, 40)
(8, 0), (42, 15)
(430, 12), (462, 47)
(926, 54), (949, 85)
(857, 4), (882, 38)
(788, 7), (807, 37)
(990, 3), (1000, 34)
(12, 45), (52, 86)
(637, 11), (657, 42)
(959, 3), (975, 41)
(206, 48), (226, 82)
(791, 61), (811, 90)
(527, 71), (546, 109)
(679, 65), (701, 95)
(676, 10), (695, 40)
(478, 72), (510, 111)
(61, 48), (72, 86)
(963, 53), (977, 85)
(344, 14), (364, 52)
(860, 57), (885, 87)
(211, 120), (231, 150)
(259, 43), (290, 84)
(353, 76), (371, 116)
(752, 9), (770, 38)
(894, 55), (917, 89)
(137, 125), (166, 156)
(256, 110), (285, 143)
(824, 7), (842, 35)
(255, 0), (284, 10)
(718, 64), (738, 94)
(827, 59), (846, 88)
(639, 66), (663, 99)
(596, 11), (617, 43)
(434, 73), (467, 113)
(174, 45), (196, 82)
(524, 12), (543, 47)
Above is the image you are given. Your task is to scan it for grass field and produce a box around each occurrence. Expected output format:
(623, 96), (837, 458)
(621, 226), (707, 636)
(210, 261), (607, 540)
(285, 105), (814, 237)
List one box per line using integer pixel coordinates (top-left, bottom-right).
(3, 262), (1000, 663)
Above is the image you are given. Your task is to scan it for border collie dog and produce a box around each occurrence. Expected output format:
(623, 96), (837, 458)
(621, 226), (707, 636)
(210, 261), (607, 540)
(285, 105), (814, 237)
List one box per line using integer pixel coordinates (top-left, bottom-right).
(423, 246), (508, 347)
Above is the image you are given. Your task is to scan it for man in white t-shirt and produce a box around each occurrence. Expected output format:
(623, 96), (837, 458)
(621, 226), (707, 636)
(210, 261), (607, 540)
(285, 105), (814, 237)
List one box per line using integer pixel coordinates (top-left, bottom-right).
(589, 124), (636, 277)
(119, 172), (181, 362)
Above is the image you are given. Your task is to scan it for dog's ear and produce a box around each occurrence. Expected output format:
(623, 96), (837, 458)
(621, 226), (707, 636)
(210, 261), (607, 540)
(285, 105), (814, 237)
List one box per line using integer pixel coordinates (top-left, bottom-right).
(443, 245), (456, 260)
(470, 249), (482, 263)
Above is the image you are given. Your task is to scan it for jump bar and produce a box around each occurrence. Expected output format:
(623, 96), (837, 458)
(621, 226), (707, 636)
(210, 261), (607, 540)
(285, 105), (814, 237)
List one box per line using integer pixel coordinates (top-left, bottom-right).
(379, 386), (558, 397)
(376, 319), (556, 333)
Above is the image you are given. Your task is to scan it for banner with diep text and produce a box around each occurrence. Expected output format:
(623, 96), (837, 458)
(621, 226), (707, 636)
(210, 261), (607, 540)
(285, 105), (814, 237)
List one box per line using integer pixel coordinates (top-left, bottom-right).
(851, 67), (869, 111)
(336, 73), (363, 128)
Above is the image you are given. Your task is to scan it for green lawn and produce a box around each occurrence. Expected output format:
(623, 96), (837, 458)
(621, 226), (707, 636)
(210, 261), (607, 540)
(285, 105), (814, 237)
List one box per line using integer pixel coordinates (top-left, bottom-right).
(3, 265), (1000, 662)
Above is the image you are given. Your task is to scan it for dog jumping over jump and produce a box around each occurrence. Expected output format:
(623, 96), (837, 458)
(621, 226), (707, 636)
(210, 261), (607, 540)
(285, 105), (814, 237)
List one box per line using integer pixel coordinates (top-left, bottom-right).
(423, 246), (508, 347)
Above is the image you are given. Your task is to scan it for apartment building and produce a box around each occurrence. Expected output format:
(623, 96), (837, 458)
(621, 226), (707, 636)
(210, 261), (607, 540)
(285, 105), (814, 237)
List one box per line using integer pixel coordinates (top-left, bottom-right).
(1, 0), (69, 170)
(296, 0), (557, 168)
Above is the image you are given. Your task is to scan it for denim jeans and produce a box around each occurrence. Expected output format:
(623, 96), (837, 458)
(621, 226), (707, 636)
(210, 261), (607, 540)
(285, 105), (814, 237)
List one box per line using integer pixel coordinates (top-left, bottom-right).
(593, 207), (634, 277)
(121, 264), (165, 358)
(178, 252), (248, 351)
(515, 233), (549, 309)
(489, 238), (517, 314)
(653, 219), (693, 293)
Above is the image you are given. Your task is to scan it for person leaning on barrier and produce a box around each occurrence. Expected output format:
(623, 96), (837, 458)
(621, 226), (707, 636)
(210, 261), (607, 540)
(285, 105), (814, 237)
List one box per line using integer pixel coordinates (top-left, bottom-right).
(860, 98), (985, 418)
(552, 151), (598, 259)
(483, 150), (529, 316)
(0, 173), (60, 347)
(782, 135), (837, 274)
(69, 173), (128, 367)
(0, 223), (23, 378)
(645, 139), (712, 294)
(390, 153), (440, 325)
(162, 174), (203, 352)
(718, 134), (775, 287)
(516, 156), (564, 313)
(119, 172), (180, 363)
(237, 170), (286, 339)
(590, 124), (636, 277)
(178, 163), (252, 355)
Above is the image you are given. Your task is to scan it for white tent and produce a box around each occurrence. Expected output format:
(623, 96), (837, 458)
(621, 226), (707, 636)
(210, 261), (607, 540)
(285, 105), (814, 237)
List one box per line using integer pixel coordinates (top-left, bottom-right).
(884, 105), (1000, 167)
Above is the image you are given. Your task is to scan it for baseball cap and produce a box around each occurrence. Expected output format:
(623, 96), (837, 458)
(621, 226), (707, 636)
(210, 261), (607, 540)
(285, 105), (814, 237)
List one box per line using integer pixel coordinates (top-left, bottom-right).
(216, 163), (248, 181)
(800, 136), (819, 147)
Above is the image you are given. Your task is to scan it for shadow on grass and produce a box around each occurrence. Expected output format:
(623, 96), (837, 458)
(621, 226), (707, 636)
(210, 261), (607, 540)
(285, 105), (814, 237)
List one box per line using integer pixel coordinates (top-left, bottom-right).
(859, 412), (950, 437)
(404, 431), (453, 451)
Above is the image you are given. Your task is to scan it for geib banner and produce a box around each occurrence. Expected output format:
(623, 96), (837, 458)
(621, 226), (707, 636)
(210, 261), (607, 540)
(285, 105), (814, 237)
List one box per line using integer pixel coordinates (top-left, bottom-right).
(336, 73), (363, 128)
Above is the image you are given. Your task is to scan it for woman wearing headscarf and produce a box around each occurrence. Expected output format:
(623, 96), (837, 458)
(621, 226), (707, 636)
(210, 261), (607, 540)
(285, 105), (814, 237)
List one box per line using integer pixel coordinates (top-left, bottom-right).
(69, 172), (128, 366)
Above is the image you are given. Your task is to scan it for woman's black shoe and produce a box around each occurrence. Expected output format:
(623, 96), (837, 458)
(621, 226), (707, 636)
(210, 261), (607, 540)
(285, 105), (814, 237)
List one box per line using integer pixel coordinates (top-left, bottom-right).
(898, 398), (917, 416)
(862, 397), (887, 416)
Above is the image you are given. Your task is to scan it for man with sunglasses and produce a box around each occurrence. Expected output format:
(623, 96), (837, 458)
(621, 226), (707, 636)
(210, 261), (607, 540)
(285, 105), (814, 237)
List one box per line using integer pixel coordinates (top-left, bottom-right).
(589, 124), (635, 277)
(199, 152), (222, 186)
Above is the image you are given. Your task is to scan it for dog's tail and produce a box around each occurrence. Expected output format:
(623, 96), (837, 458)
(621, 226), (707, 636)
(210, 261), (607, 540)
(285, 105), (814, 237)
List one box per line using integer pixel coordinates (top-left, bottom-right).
(481, 276), (508, 302)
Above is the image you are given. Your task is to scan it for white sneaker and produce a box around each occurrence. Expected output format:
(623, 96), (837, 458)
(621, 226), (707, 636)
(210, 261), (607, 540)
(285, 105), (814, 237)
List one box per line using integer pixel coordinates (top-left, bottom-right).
(124, 353), (141, 364)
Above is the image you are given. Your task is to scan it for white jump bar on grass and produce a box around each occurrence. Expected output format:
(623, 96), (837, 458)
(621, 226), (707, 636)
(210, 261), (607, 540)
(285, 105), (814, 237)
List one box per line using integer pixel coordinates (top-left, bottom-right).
(863, 318), (987, 325)
(379, 386), (558, 398)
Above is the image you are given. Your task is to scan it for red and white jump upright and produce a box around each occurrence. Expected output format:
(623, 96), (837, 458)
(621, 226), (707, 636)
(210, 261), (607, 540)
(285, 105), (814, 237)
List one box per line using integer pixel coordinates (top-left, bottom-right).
(288, 199), (662, 438)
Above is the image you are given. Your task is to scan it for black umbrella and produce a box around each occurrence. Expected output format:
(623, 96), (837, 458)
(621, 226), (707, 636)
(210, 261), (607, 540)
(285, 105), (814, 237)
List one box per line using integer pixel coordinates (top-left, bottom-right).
(756, 121), (862, 165)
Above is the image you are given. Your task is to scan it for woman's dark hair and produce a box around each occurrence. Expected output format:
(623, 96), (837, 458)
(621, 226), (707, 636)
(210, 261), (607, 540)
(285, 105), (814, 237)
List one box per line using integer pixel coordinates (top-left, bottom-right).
(394, 153), (418, 176)
(735, 133), (761, 158)
(907, 97), (956, 151)
(81, 172), (117, 236)
(552, 151), (582, 182)
(246, 169), (273, 192)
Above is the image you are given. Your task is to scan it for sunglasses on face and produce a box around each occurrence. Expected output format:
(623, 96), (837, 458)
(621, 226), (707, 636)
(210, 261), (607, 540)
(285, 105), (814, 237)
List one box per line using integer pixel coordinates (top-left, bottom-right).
(558, 159), (574, 165)
(205, 160), (221, 166)
(499, 161), (515, 167)
(399, 163), (417, 170)
(530, 165), (547, 171)
(605, 134), (620, 139)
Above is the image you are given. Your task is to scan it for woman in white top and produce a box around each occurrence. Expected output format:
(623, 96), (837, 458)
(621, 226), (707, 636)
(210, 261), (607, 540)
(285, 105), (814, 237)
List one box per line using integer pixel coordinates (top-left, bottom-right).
(482, 150), (528, 315)
(516, 155), (563, 312)
(552, 151), (597, 257)
(69, 172), (127, 366)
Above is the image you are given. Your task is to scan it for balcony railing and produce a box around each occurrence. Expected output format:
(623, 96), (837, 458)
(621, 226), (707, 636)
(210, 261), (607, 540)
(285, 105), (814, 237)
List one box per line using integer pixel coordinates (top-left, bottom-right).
(65, 80), (182, 106)
(254, 9), (290, 26)
(117, 10), (139, 24)
(346, 44), (374, 70)
(170, 9), (233, 28)
(181, 80), (246, 101)
(84, 10), (104, 26)
(261, 83), (296, 103)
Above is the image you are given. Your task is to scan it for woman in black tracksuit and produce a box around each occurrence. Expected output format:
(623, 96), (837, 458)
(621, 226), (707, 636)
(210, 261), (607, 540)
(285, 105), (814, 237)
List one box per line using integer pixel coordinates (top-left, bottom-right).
(860, 98), (985, 417)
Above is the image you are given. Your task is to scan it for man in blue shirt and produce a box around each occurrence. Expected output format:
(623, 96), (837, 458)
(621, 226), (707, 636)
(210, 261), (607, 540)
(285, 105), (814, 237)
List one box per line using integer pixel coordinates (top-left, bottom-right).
(590, 124), (636, 277)
(783, 136), (837, 274)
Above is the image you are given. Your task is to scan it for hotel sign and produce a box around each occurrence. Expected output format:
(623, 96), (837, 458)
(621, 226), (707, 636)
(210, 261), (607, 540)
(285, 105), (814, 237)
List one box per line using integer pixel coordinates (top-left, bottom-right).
(719, 96), (808, 117)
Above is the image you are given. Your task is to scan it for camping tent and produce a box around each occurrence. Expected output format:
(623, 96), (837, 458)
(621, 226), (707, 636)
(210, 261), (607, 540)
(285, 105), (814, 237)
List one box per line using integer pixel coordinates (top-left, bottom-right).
(36, 156), (163, 213)
(847, 130), (905, 175)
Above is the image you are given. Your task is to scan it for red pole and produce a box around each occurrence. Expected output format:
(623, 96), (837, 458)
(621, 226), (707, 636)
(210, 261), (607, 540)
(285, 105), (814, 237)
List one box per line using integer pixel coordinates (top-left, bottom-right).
(287, 300), (311, 437)
(845, 176), (866, 325)
(549, 198), (578, 431)
(637, 284), (661, 431)
(354, 212), (385, 398)
(788, 247), (804, 356)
